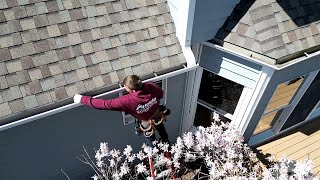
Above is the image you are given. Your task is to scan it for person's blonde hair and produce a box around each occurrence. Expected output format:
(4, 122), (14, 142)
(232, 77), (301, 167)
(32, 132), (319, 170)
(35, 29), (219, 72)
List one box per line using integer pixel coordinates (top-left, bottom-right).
(123, 75), (142, 90)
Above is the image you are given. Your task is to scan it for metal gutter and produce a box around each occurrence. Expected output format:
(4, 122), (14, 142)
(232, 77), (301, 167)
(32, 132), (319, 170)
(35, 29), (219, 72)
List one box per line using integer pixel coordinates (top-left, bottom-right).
(202, 42), (320, 70)
(0, 64), (198, 132)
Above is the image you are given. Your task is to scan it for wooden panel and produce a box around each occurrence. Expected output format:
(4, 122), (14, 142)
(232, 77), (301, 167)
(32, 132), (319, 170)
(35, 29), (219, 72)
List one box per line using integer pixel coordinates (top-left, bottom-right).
(265, 78), (303, 113)
(257, 118), (320, 175)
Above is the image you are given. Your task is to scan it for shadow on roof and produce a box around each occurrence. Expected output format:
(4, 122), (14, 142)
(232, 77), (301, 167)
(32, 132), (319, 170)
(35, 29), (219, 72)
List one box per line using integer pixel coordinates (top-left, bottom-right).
(277, 0), (320, 27)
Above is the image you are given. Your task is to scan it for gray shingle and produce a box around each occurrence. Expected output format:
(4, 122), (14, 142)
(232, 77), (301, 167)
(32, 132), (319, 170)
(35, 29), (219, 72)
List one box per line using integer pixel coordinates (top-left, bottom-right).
(36, 92), (52, 106)
(39, 66), (51, 78)
(9, 98), (26, 113)
(120, 22), (131, 33)
(65, 84), (79, 97)
(145, 39), (157, 50)
(20, 18), (36, 30)
(54, 87), (68, 100)
(47, 63), (60, 76)
(34, 14), (48, 27)
(6, 73), (20, 87)
(100, 38), (112, 49)
(34, 39), (50, 53)
(140, 51), (150, 63)
(32, 51), (59, 66)
(117, 46), (128, 57)
(131, 65), (143, 76)
(87, 64), (101, 77)
(112, 23), (123, 35)
(125, 0), (136, 9)
(64, 71), (79, 84)
(29, 68), (42, 80)
(47, 12), (62, 25)
(81, 42), (94, 54)
(110, 36), (121, 47)
(96, 4), (107, 15)
(21, 29), (40, 43)
(80, 30), (94, 42)
(72, 45), (83, 56)
(92, 40), (103, 51)
(99, 61), (112, 74)
(47, 24), (61, 37)
(69, 8), (86, 20)
(148, 49), (160, 61)
(10, 43), (36, 59)
(76, 56), (87, 67)
(1, 86), (22, 102)
(59, 10), (71, 22)
(21, 56), (34, 70)
(3, 9), (14, 21)
(0, 10), (6, 22)
(40, 77), (56, 91)
(38, 27), (49, 39)
(83, 78), (96, 91)
(56, 47), (74, 60)
(76, 67), (89, 80)
(109, 71), (119, 83)
(13, 6), (28, 19)
(0, 103), (12, 117)
(0, 48), (12, 61)
(75, 81), (86, 93)
(0, 76), (8, 89)
(46, 0), (59, 12)
(67, 21), (80, 33)
(155, 36), (166, 47)
(6, 60), (23, 73)
(25, 80), (42, 95)
(130, 53), (142, 66)
(91, 28), (102, 40)
(68, 33), (82, 45)
(95, 50), (108, 62)
(55, 35), (69, 48)
(257, 27), (281, 42)
(92, 75), (104, 87)
(86, 5), (97, 17)
(23, 95), (38, 109)
(106, 48), (119, 60)
(54, 74), (67, 87)
(0, 35), (14, 48)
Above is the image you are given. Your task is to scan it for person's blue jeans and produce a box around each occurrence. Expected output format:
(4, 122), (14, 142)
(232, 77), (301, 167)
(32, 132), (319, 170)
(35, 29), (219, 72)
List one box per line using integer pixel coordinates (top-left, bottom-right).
(145, 122), (169, 147)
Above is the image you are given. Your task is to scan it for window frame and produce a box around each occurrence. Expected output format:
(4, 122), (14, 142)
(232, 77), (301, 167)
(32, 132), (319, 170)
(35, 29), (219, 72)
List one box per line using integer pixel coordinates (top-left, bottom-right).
(253, 76), (307, 135)
(120, 79), (167, 125)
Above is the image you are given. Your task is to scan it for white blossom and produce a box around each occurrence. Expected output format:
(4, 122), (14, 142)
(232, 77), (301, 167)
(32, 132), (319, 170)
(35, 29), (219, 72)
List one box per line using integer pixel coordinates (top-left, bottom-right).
(136, 163), (147, 174)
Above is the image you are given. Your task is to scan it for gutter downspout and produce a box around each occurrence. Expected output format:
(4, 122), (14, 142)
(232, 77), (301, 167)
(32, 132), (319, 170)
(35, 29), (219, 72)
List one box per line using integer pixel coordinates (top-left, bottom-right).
(0, 64), (198, 132)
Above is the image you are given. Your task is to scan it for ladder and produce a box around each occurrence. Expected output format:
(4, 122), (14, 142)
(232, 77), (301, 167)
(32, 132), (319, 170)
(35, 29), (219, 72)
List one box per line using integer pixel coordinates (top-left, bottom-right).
(148, 151), (176, 180)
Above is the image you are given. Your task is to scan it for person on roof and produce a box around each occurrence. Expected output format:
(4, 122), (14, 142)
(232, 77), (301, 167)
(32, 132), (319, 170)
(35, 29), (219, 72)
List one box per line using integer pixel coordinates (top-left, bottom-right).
(73, 74), (170, 147)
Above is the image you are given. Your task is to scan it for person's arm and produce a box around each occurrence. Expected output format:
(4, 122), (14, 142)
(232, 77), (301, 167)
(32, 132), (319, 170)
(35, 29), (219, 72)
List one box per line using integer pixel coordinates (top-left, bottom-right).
(74, 94), (126, 111)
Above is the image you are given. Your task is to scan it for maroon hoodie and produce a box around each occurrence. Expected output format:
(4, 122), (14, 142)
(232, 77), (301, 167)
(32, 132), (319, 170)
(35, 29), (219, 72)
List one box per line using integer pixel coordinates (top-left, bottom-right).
(80, 82), (164, 121)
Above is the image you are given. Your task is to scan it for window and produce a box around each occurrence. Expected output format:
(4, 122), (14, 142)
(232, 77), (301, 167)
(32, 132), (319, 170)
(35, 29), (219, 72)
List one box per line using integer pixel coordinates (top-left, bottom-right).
(194, 69), (244, 127)
(194, 104), (231, 127)
(253, 76), (305, 135)
(197, 69), (244, 116)
(121, 79), (167, 125)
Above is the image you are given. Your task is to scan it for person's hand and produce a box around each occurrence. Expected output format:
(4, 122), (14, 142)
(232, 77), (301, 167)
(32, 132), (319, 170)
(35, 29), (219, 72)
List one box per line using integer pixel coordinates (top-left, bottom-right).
(73, 94), (82, 103)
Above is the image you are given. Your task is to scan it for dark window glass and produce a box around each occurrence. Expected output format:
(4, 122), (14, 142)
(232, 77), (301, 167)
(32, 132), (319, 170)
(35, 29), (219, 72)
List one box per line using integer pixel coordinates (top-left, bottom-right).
(194, 104), (231, 127)
(198, 70), (244, 114)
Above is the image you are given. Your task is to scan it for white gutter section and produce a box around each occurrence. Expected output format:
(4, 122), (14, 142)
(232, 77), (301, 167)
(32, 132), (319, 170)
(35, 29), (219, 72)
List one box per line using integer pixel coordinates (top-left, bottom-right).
(202, 42), (320, 70)
(0, 64), (198, 132)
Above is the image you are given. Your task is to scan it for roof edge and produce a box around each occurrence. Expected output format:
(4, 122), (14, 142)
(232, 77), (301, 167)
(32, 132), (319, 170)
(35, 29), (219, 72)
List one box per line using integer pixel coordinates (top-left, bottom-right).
(0, 65), (185, 126)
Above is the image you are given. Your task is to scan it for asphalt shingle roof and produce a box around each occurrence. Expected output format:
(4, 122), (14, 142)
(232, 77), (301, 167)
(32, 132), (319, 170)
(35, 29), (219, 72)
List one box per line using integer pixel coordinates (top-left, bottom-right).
(215, 0), (320, 64)
(0, 0), (186, 120)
